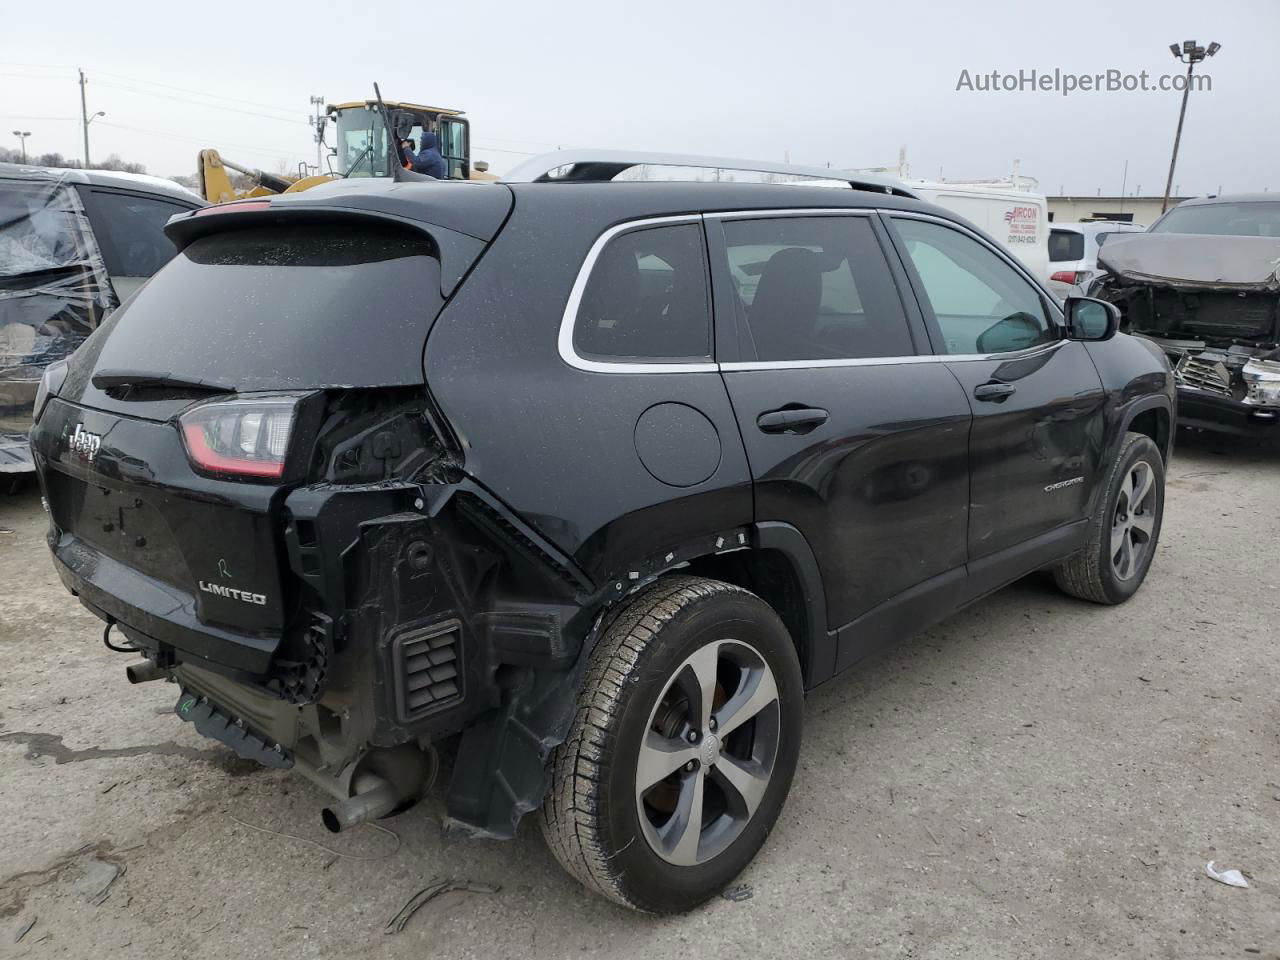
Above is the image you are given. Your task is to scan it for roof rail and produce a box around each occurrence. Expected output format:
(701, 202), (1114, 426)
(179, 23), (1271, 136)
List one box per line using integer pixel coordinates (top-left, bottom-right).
(501, 149), (918, 198)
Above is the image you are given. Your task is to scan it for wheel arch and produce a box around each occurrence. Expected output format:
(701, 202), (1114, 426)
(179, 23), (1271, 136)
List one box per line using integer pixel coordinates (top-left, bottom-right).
(1083, 394), (1172, 540)
(679, 521), (834, 689)
(1122, 396), (1174, 463)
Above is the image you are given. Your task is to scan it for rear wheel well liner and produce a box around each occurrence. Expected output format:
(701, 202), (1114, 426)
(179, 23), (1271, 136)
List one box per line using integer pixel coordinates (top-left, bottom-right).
(678, 522), (831, 688)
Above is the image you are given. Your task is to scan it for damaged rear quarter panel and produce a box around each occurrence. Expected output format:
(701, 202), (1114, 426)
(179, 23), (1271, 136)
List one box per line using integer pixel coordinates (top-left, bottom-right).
(420, 187), (755, 584)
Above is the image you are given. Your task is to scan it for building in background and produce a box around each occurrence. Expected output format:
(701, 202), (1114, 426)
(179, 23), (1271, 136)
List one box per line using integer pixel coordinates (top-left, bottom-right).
(1047, 195), (1192, 224)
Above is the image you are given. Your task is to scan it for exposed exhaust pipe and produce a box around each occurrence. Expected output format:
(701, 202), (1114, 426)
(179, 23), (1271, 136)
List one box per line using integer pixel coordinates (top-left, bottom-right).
(322, 773), (403, 833)
(318, 746), (438, 833)
(126, 660), (169, 684)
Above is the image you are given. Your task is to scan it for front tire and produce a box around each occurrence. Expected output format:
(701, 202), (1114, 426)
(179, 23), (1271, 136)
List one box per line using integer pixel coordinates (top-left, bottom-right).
(540, 575), (803, 913)
(1054, 431), (1165, 604)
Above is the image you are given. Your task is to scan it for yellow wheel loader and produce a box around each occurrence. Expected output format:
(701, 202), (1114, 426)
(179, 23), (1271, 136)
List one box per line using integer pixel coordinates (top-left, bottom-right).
(198, 97), (494, 204)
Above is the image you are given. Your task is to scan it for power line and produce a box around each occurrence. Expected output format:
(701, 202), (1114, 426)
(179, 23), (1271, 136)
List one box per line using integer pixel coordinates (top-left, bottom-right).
(2, 63), (302, 114)
(92, 68), (311, 115)
(94, 80), (308, 125)
(2, 64), (307, 124)
(95, 120), (302, 162)
(4, 61), (549, 165)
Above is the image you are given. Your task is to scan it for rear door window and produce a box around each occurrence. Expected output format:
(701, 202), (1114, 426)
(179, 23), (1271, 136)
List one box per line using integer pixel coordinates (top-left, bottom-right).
(574, 223), (712, 362)
(84, 189), (195, 277)
(89, 222), (443, 391)
(720, 215), (915, 362)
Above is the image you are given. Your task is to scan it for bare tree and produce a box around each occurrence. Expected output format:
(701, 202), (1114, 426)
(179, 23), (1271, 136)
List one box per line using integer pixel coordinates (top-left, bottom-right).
(0, 147), (148, 174)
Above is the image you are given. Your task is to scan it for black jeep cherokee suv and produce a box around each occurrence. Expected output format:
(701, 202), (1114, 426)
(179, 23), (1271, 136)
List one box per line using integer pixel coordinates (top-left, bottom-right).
(29, 152), (1175, 914)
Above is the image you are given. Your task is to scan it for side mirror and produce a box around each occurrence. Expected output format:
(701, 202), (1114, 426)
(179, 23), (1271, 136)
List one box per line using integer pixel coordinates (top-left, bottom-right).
(474, 160), (490, 173)
(1064, 296), (1120, 342)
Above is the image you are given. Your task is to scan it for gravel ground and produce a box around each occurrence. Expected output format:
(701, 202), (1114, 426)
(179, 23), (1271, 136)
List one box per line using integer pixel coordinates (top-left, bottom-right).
(1, 430), (1277, 959)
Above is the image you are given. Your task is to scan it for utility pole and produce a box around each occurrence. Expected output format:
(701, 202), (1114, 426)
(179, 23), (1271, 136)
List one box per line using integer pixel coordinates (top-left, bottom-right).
(1162, 40), (1220, 213)
(309, 95), (325, 174)
(12, 131), (31, 163)
(79, 68), (91, 167)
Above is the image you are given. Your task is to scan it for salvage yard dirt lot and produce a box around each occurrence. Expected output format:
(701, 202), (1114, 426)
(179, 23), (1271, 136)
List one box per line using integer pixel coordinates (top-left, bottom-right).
(1, 431), (1277, 959)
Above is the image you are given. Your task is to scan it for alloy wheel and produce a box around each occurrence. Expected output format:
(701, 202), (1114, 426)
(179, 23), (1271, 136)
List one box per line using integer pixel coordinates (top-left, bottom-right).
(1111, 460), (1157, 581)
(635, 639), (781, 867)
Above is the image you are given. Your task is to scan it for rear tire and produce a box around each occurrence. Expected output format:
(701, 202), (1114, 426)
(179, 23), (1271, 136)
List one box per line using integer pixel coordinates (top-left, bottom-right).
(540, 575), (803, 913)
(1054, 432), (1164, 604)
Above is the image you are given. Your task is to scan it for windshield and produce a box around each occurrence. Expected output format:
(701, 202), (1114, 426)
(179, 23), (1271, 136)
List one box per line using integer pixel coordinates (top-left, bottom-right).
(1151, 202), (1280, 238)
(88, 223), (443, 391)
(334, 107), (393, 178)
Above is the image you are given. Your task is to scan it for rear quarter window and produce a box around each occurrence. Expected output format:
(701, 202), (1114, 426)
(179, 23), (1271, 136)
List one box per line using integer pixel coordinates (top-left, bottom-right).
(1048, 229), (1085, 262)
(573, 223), (712, 362)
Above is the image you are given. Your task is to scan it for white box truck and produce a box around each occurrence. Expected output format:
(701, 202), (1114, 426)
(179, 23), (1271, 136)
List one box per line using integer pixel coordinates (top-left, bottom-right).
(904, 181), (1050, 281)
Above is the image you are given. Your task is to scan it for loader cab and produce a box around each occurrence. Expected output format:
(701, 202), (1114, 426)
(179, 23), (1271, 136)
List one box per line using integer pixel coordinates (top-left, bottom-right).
(327, 100), (470, 180)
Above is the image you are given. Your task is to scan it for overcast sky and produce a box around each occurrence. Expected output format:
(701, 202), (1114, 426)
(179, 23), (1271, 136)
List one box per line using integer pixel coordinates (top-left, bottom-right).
(4, 0), (1277, 196)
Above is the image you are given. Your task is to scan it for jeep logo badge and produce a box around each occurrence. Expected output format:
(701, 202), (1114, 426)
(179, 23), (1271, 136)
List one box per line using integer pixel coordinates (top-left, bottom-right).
(69, 424), (102, 462)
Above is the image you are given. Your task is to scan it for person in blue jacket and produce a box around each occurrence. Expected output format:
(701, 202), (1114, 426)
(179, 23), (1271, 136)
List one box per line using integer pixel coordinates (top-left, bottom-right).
(411, 131), (447, 179)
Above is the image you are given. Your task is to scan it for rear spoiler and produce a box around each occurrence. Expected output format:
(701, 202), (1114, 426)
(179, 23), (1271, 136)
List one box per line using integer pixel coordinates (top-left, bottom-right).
(161, 201), (489, 297)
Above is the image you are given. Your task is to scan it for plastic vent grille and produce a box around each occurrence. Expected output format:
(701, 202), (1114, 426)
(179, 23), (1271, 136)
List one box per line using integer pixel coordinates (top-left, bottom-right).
(393, 622), (462, 719)
(1175, 355), (1233, 397)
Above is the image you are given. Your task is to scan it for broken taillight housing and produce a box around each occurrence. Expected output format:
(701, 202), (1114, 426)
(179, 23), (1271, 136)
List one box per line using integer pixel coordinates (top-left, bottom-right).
(178, 395), (299, 480)
(1050, 270), (1091, 285)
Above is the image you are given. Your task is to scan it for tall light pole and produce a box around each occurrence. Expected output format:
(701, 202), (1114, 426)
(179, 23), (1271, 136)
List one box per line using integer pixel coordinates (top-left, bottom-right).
(82, 109), (106, 168)
(12, 130), (31, 163)
(1162, 39), (1220, 213)
(79, 68), (92, 167)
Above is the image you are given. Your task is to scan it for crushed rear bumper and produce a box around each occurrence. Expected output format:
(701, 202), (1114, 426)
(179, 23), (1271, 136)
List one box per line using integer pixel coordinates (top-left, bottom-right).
(50, 530), (281, 675)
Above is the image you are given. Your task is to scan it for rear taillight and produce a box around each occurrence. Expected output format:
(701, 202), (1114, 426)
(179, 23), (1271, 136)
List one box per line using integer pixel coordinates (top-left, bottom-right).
(178, 395), (299, 480)
(1050, 270), (1092, 285)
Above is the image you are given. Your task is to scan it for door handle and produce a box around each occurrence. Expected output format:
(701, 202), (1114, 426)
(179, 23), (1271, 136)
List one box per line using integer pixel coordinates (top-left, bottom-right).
(974, 382), (1016, 403)
(756, 406), (830, 434)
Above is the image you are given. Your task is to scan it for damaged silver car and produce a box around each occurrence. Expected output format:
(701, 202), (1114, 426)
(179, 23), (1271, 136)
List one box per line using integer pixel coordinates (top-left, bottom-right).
(0, 164), (202, 483)
(1091, 194), (1280, 435)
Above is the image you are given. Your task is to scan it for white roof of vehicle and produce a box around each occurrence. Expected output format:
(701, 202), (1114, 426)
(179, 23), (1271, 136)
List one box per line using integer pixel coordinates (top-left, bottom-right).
(0, 162), (203, 204)
(1051, 221), (1146, 235)
(903, 179), (1046, 204)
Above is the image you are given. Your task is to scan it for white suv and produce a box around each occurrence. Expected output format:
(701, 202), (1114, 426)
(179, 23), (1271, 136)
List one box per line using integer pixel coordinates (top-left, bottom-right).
(1047, 221), (1145, 299)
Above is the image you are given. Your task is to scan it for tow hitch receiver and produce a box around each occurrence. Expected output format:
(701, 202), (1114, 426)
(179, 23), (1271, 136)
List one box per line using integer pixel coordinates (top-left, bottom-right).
(175, 690), (293, 770)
